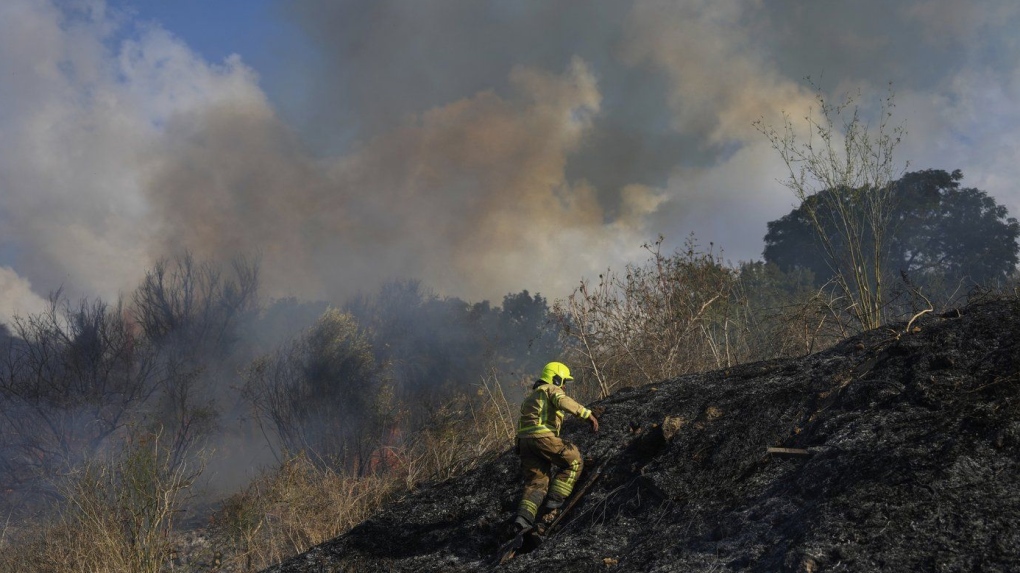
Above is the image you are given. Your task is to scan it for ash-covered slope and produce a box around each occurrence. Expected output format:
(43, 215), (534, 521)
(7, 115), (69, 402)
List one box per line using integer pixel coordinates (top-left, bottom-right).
(265, 299), (1020, 572)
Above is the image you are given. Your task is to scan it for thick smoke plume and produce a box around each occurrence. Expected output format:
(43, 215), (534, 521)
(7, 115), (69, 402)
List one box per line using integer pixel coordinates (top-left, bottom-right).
(146, 58), (659, 302)
(2, 0), (1020, 316)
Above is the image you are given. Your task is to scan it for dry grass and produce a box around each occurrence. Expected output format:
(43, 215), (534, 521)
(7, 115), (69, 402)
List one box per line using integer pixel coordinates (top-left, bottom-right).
(0, 432), (196, 573)
(214, 454), (400, 571)
(214, 372), (518, 572)
(398, 376), (517, 485)
(0, 370), (519, 573)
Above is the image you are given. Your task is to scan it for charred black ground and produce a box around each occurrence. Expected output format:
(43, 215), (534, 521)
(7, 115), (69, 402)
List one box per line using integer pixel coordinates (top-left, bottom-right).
(264, 298), (1020, 572)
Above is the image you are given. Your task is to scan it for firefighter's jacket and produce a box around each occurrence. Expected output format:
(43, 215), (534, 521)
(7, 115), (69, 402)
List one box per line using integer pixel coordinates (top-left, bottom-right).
(516, 382), (592, 439)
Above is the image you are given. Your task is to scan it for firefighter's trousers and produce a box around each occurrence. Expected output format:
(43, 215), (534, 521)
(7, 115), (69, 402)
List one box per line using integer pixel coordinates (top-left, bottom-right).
(515, 435), (583, 525)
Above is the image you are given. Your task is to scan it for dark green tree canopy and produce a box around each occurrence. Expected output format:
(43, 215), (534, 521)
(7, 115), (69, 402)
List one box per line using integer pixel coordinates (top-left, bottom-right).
(763, 169), (1020, 289)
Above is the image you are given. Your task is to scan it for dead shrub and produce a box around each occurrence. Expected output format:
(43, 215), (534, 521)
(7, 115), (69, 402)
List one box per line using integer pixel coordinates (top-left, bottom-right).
(555, 236), (840, 397)
(555, 236), (740, 396)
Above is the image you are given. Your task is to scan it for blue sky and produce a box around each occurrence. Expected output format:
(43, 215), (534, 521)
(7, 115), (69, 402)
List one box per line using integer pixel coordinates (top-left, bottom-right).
(109, 0), (312, 118)
(112, 0), (278, 61)
(2, 0), (1020, 322)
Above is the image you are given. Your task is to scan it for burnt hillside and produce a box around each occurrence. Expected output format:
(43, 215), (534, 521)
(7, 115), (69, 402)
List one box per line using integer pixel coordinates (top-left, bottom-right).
(265, 298), (1020, 572)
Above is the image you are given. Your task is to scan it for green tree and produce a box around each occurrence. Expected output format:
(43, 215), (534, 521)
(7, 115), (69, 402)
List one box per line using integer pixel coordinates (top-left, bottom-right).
(891, 169), (1019, 287)
(343, 280), (486, 415)
(494, 290), (561, 377)
(764, 169), (1020, 303)
(243, 309), (388, 472)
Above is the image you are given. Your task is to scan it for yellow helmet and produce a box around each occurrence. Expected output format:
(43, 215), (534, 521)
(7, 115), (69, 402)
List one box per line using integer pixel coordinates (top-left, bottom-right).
(539, 362), (574, 386)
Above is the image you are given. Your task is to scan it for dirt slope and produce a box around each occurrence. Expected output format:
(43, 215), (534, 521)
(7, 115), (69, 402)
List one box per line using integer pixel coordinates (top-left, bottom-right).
(264, 298), (1020, 572)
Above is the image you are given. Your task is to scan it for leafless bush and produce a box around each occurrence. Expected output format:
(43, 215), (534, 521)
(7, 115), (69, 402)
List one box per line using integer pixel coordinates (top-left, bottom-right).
(756, 84), (906, 332)
(131, 253), (262, 473)
(554, 237), (846, 397)
(0, 294), (158, 505)
(132, 252), (260, 355)
(555, 236), (739, 396)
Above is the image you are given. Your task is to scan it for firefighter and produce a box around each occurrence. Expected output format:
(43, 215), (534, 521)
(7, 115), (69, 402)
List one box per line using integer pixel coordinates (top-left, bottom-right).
(513, 361), (599, 531)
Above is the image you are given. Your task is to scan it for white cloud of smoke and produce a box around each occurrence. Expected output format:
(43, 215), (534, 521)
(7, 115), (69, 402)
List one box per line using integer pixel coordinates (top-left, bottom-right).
(2, 0), (1019, 319)
(0, 267), (48, 326)
(0, 0), (266, 306)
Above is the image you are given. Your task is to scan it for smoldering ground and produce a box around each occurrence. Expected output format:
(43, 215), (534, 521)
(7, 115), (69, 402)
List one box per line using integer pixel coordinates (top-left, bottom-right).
(264, 297), (1020, 572)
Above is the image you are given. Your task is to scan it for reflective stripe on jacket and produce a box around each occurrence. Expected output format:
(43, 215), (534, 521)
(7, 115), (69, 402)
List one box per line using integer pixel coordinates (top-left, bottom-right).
(516, 382), (591, 438)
